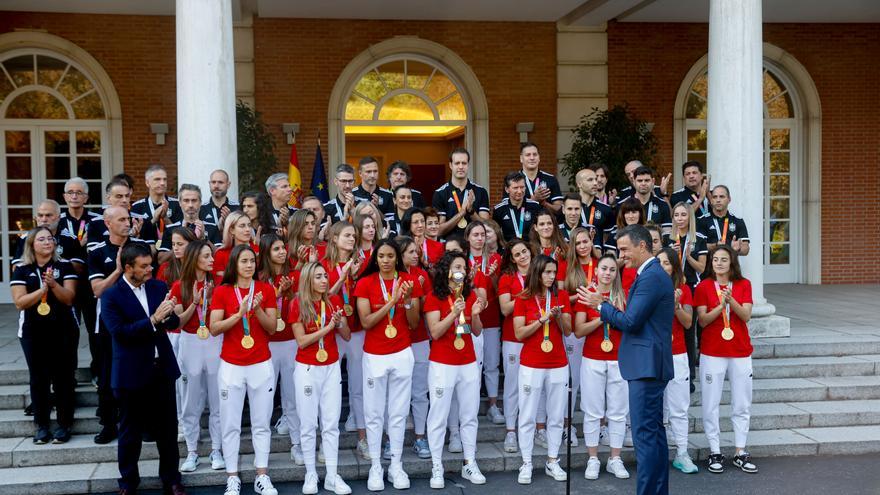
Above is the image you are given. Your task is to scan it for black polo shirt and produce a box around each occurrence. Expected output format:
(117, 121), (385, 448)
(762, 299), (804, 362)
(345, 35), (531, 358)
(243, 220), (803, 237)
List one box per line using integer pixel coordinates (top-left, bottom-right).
(271, 205), (298, 233)
(199, 197), (240, 226)
(502, 169), (564, 205)
(580, 198), (615, 249)
(12, 230), (84, 267)
(664, 232), (709, 287)
(385, 211), (404, 238)
(432, 180), (491, 235)
(159, 221), (222, 252)
(131, 196), (184, 243)
(699, 212), (749, 246)
(618, 184), (664, 202)
(411, 188), (426, 209)
(670, 187), (711, 219)
(60, 208), (102, 246)
(492, 198), (542, 242)
(353, 185), (395, 215)
(88, 237), (151, 333)
(618, 195), (671, 230)
(323, 197), (349, 225)
(87, 210), (158, 251)
(11, 260), (79, 337)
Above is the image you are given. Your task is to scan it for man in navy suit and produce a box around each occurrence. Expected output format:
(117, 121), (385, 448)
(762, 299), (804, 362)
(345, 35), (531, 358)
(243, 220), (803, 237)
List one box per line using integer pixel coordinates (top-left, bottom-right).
(100, 242), (186, 495)
(579, 224), (674, 495)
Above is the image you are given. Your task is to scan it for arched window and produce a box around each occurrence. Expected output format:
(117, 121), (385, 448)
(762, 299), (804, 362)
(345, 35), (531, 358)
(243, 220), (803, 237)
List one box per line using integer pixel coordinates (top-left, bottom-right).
(1, 53), (106, 119)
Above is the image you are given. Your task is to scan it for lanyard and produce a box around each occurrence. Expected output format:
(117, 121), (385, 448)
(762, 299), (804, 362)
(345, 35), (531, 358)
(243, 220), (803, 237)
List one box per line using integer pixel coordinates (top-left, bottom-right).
(35, 265), (49, 306)
(68, 217), (87, 241)
(336, 265), (350, 305)
(378, 273), (399, 322)
(535, 291), (552, 342)
(234, 281), (255, 337)
(603, 292), (614, 341)
(714, 281), (732, 324)
(584, 259), (594, 284)
(646, 198), (654, 222)
(275, 282), (284, 319)
(422, 239), (429, 264)
(470, 254), (487, 273)
(359, 247), (370, 261)
(523, 171), (541, 197)
(581, 203), (595, 228)
(196, 281), (208, 327)
(147, 198), (166, 236)
(713, 216), (730, 244)
(315, 300), (326, 351)
(516, 272), (525, 290)
(509, 206), (524, 238)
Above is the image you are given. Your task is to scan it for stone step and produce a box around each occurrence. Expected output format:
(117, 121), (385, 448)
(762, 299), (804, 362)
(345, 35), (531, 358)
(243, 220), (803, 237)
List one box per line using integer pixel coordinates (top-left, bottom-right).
(688, 399), (880, 432)
(3, 425), (880, 494)
(750, 354), (880, 379)
(0, 366), (92, 387)
(752, 334), (880, 359)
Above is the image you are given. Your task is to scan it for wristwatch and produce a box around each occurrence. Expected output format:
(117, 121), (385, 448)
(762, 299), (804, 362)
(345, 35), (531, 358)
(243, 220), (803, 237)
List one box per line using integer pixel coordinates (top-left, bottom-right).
(404, 300), (413, 310)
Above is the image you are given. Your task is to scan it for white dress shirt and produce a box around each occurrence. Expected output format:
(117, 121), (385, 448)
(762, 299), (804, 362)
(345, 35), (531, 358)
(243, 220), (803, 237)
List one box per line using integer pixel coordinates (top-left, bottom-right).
(123, 275), (159, 358)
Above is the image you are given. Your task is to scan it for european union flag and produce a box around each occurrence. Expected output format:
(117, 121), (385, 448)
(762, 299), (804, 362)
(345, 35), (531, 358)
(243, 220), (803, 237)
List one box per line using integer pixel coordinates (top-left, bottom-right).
(310, 141), (329, 203)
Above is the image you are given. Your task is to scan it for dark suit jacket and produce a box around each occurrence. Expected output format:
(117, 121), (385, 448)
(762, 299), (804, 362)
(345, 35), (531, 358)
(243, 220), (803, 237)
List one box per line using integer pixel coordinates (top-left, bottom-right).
(600, 257), (674, 381)
(100, 277), (181, 389)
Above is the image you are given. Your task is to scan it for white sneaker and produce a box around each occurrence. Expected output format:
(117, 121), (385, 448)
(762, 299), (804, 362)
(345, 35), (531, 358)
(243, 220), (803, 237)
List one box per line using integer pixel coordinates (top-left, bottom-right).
(487, 405), (505, 425)
(448, 430), (463, 453)
(224, 475), (241, 495)
(357, 438), (372, 461)
(563, 426), (579, 447)
(344, 414), (357, 432)
(503, 431), (518, 453)
(180, 451), (199, 472)
(584, 456), (601, 480)
(302, 472), (319, 495)
(623, 425), (633, 447)
(462, 461), (486, 485)
(291, 444), (305, 466)
(430, 464), (445, 489)
(210, 450), (225, 470)
(534, 429), (548, 448)
(324, 473), (352, 495)
(545, 460), (567, 481)
(254, 473), (279, 495)
(367, 464), (384, 492)
(599, 425), (610, 446)
(275, 416), (290, 435)
(606, 456), (630, 479)
(517, 462), (533, 484)
(387, 464), (410, 489)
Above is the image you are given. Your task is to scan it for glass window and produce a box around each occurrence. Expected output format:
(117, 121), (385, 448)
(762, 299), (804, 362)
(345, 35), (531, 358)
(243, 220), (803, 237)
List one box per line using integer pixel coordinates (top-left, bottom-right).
(5, 130), (30, 153)
(5, 91), (70, 119)
(4, 55), (34, 87)
(57, 65), (94, 102)
(377, 93), (434, 121)
(36, 55), (67, 89)
(1, 54), (105, 121)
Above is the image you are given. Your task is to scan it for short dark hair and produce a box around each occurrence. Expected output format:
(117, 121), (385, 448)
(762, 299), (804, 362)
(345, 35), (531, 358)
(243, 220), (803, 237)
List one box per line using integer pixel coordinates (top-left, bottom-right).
(504, 171), (526, 188)
(711, 184), (731, 197)
(112, 173), (134, 190)
(519, 141), (539, 154)
(563, 193), (581, 205)
(392, 184), (412, 198)
(105, 176), (131, 194)
(682, 160), (703, 174)
(386, 161), (411, 180)
(358, 156), (379, 167)
(448, 147), (470, 163)
(178, 183), (201, 198)
(120, 242), (152, 268)
(335, 163), (355, 176)
(588, 162), (610, 176)
(616, 224), (653, 251)
(634, 166), (654, 179)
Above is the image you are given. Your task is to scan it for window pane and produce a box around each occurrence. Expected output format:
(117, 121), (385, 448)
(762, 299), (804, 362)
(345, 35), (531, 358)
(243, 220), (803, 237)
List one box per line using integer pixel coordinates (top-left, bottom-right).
(353, 69), (386, 102)
(687, 129), (707, 151)
(9, 210), (34, 232)
(3, 55), (34, 87)
(0, 71), (14, 105)
(76, 131), (101, 154)
(377, 60), (405, 92)
(77, 157), (102, 180)
(425, 71), (455, 102)
(691, 72), (708, 98)
(5, 91), (69, 119)
(45, 131), (70, 153)
(57, 65), (94, 102)
(763, 70), (785, 102)
(687, 152), (707, 168)
(437, 92), (466, 120)
(45, 156), (71, 180)
(769, 175), (790, 196)
(47, 182), (66, 203)
(85, 182), (102, 206)
(769, 151), (790, 173)
(5, 130), (30, 153)
(406, 60), (433, 90)
(72, 91), (105, 119)
(6, 156), (31, 179)
(769, 220), (790, 243)
(767, 92), (793, 118)
(769, 243), (789, 265)
(36, 55), (67, 89)
(685, 94), (707, 119)
(7, 183), (33, 205)
(378, 93), (434, 121)
(769, 198), (789, 220)
(345, 94), (374, 120)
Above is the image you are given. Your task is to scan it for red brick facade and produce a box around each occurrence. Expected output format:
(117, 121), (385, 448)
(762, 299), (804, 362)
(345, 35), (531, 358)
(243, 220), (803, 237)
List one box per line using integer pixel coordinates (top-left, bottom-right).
(607, 22), (880, 283)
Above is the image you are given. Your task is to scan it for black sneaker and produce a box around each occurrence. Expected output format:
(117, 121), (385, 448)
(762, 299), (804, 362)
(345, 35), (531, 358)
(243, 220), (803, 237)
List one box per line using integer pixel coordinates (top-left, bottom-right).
(94, 426), (118, 444)
(707, 453), (725, 473)
(24, 403), (34, 416)
(52, 427), (72, 444)
(34, 426), (51, 444)
(733, 452), (758, 473)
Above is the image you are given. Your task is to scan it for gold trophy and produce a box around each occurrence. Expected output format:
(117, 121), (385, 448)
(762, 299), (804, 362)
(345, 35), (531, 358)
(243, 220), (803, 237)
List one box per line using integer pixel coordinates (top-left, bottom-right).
(451, 271), (469, 350)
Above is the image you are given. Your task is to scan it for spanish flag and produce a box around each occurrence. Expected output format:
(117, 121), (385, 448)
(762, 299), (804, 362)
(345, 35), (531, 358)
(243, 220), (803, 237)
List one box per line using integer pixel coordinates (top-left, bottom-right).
(287, 141), (303, 208)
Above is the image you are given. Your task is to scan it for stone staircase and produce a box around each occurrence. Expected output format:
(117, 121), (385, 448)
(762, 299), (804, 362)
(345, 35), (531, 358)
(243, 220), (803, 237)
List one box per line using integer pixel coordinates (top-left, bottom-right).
(0, 332), (879, 494)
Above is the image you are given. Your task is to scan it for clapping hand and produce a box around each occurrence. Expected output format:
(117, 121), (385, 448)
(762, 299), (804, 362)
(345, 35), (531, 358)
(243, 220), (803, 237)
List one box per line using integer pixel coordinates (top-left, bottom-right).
(472, 297), (488, 316)
(278, 276), (293, 293)
(42, 269), (57, 289)
(153, 294), (177, 323)
(577, 285), (603, 309)
(452, 297), (467, 316)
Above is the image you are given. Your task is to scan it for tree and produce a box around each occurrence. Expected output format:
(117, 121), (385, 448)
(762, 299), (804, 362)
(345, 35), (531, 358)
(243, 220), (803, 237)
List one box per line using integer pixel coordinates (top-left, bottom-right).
(236, 100), (278, 193)
(561, 103), (658, 191)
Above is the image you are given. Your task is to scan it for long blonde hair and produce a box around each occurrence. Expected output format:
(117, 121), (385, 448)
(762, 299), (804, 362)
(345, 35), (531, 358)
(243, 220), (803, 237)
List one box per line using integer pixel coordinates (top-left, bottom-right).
(297, 262), (333, 326)
(563, 226), (593, 293)
(671, 201), (697, 245)
(597, 254), (625, 311)
(221, 210), (251, 249)
(353, 201), (385, 241)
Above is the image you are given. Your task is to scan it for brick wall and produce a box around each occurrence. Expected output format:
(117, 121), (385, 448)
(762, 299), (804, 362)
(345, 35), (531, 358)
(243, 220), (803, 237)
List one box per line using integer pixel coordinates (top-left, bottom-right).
(607, 21), (880, 283)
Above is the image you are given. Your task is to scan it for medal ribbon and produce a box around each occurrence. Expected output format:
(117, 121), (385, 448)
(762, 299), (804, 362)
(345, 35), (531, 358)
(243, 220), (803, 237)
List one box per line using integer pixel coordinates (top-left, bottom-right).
(196, 281), (208, 327)
(535, 290), (551, 343)
(336, 265), (350, 307)
(509, 206), (524, 238)
(315, 300), (326, 352)
(452, 190), (469, 220)
(422, 239), (429, 264)
(585, 258), (594, 284)
(147, 199), (166, 239)
(713, 216), (730, 244)
(714, 281), (732, 327)
(275, 284), (284, 322)
(234, 280), (255, 338)
(469, 254), (487, 274)
(36, 266), (48, 306)
(523, 172), (541, 197)
(603, 291), (614, 342)
(76, 220), (86, 241)
(516, 272), (525, 291)
(379, 273), (399, 325)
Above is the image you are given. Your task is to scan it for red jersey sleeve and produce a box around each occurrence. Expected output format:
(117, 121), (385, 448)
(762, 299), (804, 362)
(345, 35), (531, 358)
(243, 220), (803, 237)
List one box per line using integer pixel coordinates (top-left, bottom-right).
(513, 296), (527, 319)
(423, 293), (442, 313)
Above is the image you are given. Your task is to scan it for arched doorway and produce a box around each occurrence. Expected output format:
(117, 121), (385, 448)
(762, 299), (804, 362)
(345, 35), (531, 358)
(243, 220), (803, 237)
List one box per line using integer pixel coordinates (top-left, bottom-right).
(674, 45), (822, 284)
(0, 34), (122, 301)
(329, 38), (489, 200)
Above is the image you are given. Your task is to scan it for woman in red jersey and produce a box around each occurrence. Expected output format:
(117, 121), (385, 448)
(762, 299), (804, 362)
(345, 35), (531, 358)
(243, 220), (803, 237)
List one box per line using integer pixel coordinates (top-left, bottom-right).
(213, 211), (259, 285)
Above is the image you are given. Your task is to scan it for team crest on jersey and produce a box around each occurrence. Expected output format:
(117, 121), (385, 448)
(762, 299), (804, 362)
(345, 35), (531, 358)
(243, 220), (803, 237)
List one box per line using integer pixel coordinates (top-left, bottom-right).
(705, 374), (713, 385)
(651, 204), (659, 214)
(304, 385), (313, 397)
(595, 210), (602, 220)
(367, 377), (374, 389)
(523, 384), (531, 395)
(435, 387), (444, 398)
(221, 389), (228, 400)
(729, 223), (737, 232)
(524, 211), (532, 222)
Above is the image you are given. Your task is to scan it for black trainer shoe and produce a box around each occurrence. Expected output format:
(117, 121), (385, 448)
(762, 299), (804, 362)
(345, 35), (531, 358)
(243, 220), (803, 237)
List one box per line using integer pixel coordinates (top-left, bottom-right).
(52, 426), (72, 444)
(707, 453), (725, 473)
(733, 452), (758, 473)
(94, 426), (118, 444)
(24, 403), (34, 416)
(34, 426), (51, 444)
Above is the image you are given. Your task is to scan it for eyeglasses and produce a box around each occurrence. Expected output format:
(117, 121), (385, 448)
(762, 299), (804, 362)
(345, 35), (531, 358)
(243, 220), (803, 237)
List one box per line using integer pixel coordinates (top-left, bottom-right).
(64, 191), (86, 197)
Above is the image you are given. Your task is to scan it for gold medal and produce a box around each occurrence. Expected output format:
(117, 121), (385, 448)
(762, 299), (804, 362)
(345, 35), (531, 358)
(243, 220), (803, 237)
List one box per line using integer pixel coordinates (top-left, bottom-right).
(241, 335), (254, 349)
(600, 339), (614, 353)
(344, 304), (354, 317)
(721, 327), (734, 341)
(540, 340), (553, 353)
(454, 336), (465, 350)
(457, 217), (467, 229)
(276, 318), (285, 332)
(197, 326), (209, 339)
(385, 324), (398, 339)
(37, 302), (51, 316)
(316, 348), (329, 363)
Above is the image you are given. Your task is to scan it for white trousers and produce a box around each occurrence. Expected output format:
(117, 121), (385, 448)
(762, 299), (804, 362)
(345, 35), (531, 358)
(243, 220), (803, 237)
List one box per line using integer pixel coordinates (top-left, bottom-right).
(700, 354), (753, 453)
(168, 332), (184, 422)
(448, 332), (484, 432)
(564, 333), (585, 419)
(338, 332), (366, 429)
(664, 353), (691, 452)
(294, 361), (342, 475)
(427, 361), (480, 465)
(410, 341), (430, 436)
(269, 340), (301, 445)
(481, 327), (501, 397)
(363, 348), (414, 463)
(518, 364), (568, 463)
(502, 341), (523, 430)
(179, 331), (222, 452)
(218, 359), (275, 473)
(580, 357), (629, 448)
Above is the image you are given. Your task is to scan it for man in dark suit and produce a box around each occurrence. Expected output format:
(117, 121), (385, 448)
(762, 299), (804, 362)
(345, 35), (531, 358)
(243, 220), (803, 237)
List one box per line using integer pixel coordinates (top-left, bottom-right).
(579, 224), (674, 495)
(100, 242), (185, 495)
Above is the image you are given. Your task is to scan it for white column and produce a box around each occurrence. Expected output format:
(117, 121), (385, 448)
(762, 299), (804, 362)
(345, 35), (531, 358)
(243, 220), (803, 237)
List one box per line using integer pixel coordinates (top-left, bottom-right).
(707, 0), (768, 307)
(176, 0), (239, 199)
